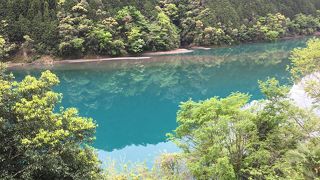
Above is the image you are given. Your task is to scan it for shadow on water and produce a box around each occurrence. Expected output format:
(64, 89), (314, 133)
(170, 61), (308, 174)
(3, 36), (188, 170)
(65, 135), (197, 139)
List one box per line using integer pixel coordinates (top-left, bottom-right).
(11, 37), (309, 164)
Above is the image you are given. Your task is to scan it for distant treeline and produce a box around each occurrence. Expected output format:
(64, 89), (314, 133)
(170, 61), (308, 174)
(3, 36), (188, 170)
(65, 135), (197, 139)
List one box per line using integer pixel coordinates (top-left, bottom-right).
(0, 0), (320, 60)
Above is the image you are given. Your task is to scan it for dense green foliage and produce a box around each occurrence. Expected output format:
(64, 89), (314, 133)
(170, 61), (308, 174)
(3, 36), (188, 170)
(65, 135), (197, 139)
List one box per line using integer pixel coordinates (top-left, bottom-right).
(0, 66), (102, 179)
(164, 38), (320, 179)
(290, 38), (320, 79)
(169, 80), (319, 179)
(0, 0), (320, 61)
(290, 38), (320, 104)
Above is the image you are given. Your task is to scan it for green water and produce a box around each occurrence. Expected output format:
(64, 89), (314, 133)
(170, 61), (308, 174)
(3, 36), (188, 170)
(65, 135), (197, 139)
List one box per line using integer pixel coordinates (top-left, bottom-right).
(12, 38), (309, 166)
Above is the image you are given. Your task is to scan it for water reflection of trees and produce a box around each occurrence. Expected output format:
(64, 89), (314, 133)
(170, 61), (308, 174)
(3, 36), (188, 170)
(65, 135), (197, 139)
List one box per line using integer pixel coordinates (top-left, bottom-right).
(11, 38), (307, 151)
(56, 45), (295, 110)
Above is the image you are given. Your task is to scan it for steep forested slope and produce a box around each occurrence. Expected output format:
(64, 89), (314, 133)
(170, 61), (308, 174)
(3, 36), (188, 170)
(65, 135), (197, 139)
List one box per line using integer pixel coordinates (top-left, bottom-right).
(80, 0), (320, 19)
(0, 0), (320, 60)
(204, 0), (320, 23)
(91, 0), (320, 23)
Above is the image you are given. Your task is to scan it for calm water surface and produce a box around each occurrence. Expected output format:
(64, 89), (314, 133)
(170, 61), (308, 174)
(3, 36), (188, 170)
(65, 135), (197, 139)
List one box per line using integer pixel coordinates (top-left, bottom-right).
(12, 38), (309, 167)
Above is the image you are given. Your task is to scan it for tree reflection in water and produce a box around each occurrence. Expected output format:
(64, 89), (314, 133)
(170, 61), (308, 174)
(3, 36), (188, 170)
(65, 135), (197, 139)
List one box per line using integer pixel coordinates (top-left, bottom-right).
(11, 38), (308, 152)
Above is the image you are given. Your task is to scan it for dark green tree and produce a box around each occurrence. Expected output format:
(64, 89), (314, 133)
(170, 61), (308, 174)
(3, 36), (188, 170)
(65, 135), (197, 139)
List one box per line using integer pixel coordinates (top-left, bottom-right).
(147, 9), (179, 51)
(57, 1), (93, 57)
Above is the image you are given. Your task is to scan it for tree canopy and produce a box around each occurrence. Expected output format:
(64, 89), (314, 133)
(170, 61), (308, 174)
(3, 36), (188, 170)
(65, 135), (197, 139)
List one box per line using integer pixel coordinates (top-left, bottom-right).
(0, 0), (320, 61)
(166, 39), (320, 179)
(169, 79), (320, 179)
(0, 65), (102, 179)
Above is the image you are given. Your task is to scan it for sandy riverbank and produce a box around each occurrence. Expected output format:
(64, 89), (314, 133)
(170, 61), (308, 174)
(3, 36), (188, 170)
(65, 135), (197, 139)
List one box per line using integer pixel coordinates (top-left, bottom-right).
(6, 48), (194, 68)
(190, 46), (211, 50)
(5, 33), (320, 68)
(143, 48), (193, 55)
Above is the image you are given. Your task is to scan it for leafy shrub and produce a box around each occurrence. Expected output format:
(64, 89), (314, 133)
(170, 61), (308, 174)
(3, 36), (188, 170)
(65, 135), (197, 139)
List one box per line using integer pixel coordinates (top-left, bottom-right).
(127, 27), (146, 54)
(0, 69), (103, 179)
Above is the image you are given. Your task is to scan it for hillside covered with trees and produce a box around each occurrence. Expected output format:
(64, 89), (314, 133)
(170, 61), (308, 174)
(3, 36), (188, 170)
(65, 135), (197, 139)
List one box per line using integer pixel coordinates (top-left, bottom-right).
(0, 0), (320, 61)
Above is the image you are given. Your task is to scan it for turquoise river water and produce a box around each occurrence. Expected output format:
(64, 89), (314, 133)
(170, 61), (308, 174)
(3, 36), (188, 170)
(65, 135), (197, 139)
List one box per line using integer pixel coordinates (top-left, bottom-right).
(12, 38), (310, 167)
